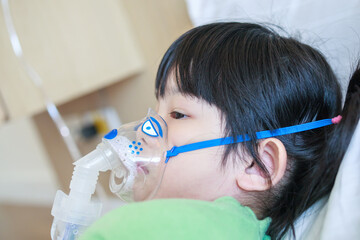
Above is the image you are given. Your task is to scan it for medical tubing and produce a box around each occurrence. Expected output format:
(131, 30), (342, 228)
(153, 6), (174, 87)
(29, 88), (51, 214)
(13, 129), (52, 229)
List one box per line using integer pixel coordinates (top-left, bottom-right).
(1, 0), (81, 160)
(69, 166), (99, 201)
(165, 118), (334, 162)
(51, 141), (121, 240)
(1, 0), (110, 205)
(69, 142), (120, 200)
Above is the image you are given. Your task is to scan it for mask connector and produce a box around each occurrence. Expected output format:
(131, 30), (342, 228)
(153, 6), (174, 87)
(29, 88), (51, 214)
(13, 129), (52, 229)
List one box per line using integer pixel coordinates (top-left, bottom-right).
(51, 143), (117, 240)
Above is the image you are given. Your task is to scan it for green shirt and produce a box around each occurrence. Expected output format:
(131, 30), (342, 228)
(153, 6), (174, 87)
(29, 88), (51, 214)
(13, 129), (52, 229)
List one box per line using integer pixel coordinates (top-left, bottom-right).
(81, 196), (271, 240)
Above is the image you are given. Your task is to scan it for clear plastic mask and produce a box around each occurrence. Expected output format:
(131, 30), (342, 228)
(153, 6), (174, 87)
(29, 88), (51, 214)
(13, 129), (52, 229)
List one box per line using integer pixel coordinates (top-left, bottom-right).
(104, 109), (168, 202)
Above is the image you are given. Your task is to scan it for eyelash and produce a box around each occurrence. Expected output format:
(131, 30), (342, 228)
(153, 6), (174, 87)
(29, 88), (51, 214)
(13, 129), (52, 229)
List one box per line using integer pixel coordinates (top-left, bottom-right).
(170, 111), (188, 119)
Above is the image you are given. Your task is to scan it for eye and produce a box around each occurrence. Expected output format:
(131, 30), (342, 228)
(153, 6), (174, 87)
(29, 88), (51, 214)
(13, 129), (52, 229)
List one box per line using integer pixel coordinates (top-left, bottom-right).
(170, 111), (188, 119)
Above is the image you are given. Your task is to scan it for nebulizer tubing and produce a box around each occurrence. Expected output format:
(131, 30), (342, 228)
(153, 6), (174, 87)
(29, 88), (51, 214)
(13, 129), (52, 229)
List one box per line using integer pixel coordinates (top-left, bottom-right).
(50, 141), (121, 239)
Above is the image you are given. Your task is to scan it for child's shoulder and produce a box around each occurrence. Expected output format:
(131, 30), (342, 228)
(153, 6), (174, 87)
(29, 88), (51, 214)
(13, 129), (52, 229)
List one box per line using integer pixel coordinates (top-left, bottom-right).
(81, 196), (271, 240)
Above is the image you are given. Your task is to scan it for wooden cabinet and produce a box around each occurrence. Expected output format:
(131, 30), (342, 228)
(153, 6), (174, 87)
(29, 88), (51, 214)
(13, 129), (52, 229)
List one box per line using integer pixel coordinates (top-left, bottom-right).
(0, 0), (143, 121)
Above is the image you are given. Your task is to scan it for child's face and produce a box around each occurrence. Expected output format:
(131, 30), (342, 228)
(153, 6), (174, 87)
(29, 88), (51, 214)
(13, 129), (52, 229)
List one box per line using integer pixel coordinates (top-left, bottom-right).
(152, 79), (240, 201)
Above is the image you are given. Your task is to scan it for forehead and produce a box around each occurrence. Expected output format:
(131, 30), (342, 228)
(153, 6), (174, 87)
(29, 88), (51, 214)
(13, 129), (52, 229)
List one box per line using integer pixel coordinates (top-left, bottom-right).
(157, 67), (193, 99)
(158, 79), (221, 114)
(161, 74), (182, 98)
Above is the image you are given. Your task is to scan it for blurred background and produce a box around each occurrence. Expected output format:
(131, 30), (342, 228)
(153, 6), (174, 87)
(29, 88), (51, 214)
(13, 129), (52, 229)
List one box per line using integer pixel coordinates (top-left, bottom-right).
(0, 0), (359, 239)
(0, 1), (192, 239)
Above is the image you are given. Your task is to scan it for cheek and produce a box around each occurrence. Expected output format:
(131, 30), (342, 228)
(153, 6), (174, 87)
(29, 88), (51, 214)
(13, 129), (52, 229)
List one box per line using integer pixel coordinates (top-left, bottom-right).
(165, 121), (191, 147)
(166, 120), (216, 148)
(156, 147), (225, 198)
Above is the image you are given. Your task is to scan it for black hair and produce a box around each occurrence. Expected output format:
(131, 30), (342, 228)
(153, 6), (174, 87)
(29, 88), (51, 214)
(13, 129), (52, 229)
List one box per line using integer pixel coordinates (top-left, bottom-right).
(155, 22), (360, 239)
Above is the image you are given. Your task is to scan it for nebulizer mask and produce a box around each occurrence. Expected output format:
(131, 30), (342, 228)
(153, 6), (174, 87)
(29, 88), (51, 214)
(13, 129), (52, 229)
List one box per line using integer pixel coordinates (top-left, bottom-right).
(51, 109), (168, 239)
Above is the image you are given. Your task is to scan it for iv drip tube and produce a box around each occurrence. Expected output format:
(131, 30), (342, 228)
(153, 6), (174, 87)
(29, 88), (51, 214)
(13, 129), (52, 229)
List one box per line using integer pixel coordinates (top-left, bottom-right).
(1, 0), (81, 161)
(1, 0), (107, 201)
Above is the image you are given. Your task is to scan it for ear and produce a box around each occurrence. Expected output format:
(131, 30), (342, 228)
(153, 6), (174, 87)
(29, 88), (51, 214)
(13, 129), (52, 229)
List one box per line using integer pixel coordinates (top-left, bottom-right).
(236, 138), (287, 191)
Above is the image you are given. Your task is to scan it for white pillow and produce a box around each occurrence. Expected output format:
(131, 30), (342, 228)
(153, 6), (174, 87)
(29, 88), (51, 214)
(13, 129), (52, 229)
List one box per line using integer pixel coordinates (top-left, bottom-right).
(284, 120), (360, 239)
(185, 0), (360, 93)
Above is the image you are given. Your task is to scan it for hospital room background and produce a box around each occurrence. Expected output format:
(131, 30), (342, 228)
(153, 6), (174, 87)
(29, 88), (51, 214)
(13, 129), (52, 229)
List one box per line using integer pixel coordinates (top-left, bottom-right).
(0, 1), (359, 239)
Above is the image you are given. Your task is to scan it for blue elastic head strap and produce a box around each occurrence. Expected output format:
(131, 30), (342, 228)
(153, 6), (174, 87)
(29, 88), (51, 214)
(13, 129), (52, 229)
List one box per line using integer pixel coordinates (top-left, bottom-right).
(165, 116), (341, 163)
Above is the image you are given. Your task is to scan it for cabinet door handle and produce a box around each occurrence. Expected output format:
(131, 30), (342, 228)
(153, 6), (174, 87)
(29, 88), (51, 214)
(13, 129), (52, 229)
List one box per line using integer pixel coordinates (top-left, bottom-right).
(0, 89), (10, 123)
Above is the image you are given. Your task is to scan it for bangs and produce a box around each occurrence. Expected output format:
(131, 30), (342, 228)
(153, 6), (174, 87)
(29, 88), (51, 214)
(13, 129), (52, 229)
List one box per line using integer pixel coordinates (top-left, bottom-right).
(155, 23), (257, 103)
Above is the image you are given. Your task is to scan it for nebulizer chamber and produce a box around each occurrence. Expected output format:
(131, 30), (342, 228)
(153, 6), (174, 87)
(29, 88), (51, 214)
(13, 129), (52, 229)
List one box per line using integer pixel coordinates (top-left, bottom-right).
(51, 109), (167, 239)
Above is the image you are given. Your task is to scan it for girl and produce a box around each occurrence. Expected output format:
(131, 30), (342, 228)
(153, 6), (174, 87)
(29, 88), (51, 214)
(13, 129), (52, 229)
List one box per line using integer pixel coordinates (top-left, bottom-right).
(82, 22), (360, 239)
